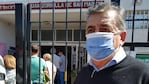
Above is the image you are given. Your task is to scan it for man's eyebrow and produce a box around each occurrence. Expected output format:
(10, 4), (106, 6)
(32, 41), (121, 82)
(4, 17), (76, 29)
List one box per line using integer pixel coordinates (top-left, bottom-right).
(100, 23), (112, 28)
(87, 25), (95, 28)
(99, 23), (113, 31)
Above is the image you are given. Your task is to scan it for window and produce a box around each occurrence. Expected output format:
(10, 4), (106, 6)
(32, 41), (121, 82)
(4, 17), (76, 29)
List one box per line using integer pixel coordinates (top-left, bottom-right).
(126, 10), (149, 29)
(56, 30), (72, 41)
(41, 30), (54, 41)
(74, 30), (86, 41)
(32, 30), (38, 41)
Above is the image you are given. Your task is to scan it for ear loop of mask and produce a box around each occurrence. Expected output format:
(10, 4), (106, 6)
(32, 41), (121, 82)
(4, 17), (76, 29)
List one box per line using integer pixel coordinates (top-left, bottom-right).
(112, 32), (122, 57)
(114, 32), (123, 53)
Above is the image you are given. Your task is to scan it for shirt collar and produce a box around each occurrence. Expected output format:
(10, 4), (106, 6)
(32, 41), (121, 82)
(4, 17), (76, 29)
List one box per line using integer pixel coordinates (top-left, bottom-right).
(112, 46), (126, 63)
(88, 46), (126, 71)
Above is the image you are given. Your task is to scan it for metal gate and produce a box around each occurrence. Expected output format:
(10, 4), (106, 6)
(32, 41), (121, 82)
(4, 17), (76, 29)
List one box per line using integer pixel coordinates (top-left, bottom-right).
(14, 0), (122, 84)
(15, 1), (92, 84)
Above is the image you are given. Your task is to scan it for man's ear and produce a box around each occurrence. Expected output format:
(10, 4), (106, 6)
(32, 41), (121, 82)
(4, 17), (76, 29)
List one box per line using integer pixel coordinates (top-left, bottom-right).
(120, 32), (127, 44)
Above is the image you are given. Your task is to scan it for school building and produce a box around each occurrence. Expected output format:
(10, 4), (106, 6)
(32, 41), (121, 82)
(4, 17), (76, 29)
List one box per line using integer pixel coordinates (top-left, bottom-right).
(0, 0), (149, 83)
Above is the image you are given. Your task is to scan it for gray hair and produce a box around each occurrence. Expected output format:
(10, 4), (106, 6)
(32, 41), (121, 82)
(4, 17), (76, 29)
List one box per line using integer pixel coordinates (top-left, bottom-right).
(87, 3), (126, 32)
(50, 47), (56, 54)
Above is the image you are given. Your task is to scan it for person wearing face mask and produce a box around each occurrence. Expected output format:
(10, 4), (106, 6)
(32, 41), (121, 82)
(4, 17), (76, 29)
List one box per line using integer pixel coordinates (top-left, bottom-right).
(74, 3), (149, 84)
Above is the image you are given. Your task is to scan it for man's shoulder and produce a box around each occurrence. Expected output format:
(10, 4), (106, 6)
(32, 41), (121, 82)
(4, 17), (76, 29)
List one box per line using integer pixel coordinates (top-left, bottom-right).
(123, 56), (149, 70)
(40, 58), (46, 62)
(53, 54), (62, 62)
(124, 56), (149, 82)
(53, 54), (59, 57)
(53, 54), (60, 59)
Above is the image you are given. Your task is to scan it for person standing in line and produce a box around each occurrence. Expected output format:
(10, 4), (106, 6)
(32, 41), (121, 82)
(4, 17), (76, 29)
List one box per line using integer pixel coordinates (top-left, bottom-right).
(58, 50), (66, 84)
(43, 53), (57, 84)
(3, 55), (16, 84)
(74, 3), (149, 84)
(31, 44), (47, 84)
(50, 48), (61, 84)
(0, 55), (6, 84)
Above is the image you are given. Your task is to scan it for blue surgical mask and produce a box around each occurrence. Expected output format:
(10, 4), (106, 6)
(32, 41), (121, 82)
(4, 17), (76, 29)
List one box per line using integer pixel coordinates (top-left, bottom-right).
(86, 32), (115, 60)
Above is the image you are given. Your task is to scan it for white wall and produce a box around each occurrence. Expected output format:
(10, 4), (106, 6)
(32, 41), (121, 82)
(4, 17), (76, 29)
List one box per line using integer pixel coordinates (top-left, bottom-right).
(121, 0), (149, 10)
(135, 47), (149, 54)
(126, 29), (148, 42)
(0, 21), (15, 49)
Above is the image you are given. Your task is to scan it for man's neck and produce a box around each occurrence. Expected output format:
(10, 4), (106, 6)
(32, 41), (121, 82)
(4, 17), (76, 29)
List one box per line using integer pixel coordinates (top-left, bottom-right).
(32, 53), (38, 56)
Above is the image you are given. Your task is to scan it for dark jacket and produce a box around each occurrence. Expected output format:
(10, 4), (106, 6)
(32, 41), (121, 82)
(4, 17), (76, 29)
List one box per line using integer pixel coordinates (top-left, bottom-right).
(74, 56), (149, 84)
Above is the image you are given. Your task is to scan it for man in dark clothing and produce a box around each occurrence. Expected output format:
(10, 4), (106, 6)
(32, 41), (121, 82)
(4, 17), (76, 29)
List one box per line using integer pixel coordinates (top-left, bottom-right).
(74, 3), (149, 84)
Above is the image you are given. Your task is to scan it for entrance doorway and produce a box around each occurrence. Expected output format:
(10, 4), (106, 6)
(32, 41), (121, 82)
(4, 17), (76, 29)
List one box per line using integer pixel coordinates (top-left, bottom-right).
(41, 46), (72, 83)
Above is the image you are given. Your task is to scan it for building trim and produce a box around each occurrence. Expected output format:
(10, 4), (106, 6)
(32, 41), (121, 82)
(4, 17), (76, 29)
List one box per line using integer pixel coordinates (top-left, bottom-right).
(124, 42), (149, 47)
(0, 1), (104, 11)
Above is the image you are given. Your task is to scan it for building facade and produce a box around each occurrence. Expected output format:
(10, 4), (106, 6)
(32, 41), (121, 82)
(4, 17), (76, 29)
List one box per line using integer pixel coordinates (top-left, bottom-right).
(0, 0), (149, 83)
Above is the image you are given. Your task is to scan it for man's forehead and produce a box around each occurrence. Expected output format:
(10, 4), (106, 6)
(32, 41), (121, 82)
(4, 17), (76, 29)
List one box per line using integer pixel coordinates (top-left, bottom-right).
(99, 10), (116, 21)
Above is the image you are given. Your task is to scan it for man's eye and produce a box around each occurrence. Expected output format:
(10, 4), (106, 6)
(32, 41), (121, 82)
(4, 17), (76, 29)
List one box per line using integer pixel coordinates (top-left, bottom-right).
(99, 28), (111, 32)
(87, 29), (95, 33)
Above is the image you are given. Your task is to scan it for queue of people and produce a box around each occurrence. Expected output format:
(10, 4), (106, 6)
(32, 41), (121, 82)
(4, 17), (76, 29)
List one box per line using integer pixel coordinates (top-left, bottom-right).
(49, 48), (66, 84)
(0, 44), (66, 84)
(31, 45), (66, 84)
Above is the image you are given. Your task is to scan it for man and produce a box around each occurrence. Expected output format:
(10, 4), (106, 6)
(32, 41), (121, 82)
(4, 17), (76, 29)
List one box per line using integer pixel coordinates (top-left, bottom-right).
(50, 47), (61, 84)
(31, 44), (47, 84)
(0, 55), (6, 84)
(74, 3), (149, 84)
(58, 50), (66, 84)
